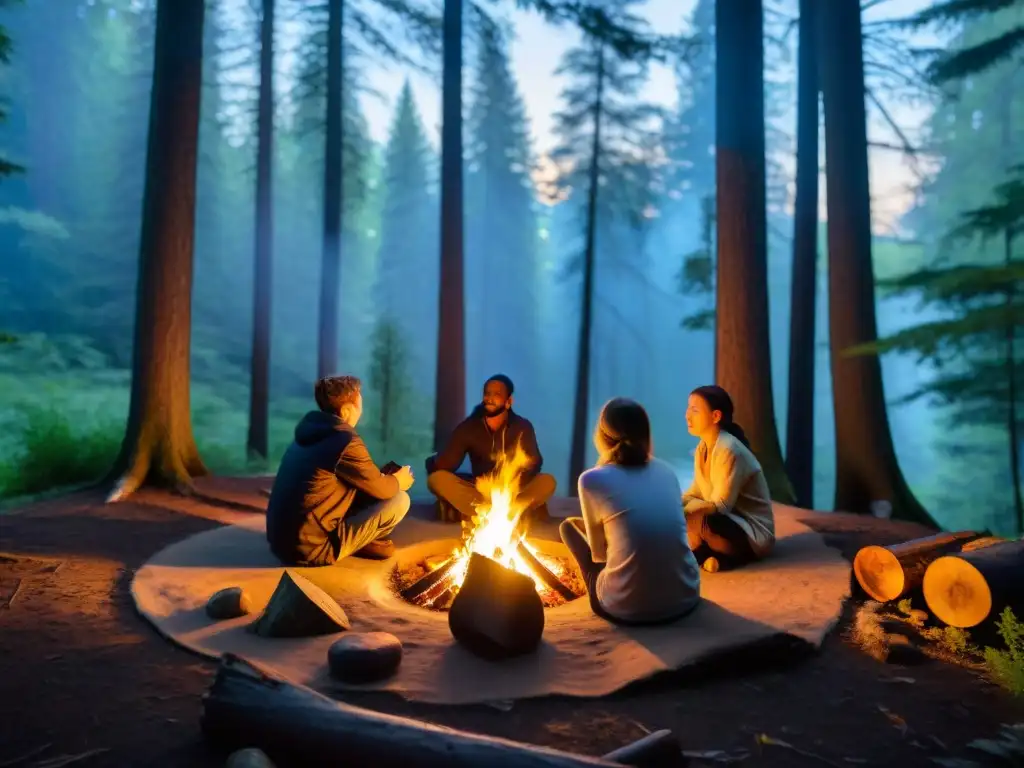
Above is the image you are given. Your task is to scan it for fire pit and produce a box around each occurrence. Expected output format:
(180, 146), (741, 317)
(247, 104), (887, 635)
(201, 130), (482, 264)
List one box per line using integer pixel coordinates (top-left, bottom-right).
(391, 447), (585, 611)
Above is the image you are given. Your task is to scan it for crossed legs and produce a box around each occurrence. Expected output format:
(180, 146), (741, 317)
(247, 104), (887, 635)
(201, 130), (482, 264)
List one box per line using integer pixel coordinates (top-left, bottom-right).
(426, 470), (557, 525)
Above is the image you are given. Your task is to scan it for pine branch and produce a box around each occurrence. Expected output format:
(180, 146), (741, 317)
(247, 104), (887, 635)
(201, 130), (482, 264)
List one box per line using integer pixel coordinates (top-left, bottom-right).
(905, 0), (1020, 28)
(928, 25), (1024, 82)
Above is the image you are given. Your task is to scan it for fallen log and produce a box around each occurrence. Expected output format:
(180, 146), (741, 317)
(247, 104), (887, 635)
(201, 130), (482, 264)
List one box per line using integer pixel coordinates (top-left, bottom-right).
(516, 540), (577, 602)
(852, 531), (992, 603)
(601, 730), (686, 767)
(923, 538), (1024, 629)
(200, 653), (632, 767)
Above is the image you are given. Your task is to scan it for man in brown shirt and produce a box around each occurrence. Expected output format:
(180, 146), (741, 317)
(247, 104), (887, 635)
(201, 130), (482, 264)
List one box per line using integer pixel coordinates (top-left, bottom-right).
(266, 375), (415, 566)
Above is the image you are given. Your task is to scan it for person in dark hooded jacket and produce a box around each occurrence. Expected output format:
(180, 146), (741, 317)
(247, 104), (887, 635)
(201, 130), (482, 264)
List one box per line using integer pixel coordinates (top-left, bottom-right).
(425, 374), (556, 523)
(266, 375), (414, 566)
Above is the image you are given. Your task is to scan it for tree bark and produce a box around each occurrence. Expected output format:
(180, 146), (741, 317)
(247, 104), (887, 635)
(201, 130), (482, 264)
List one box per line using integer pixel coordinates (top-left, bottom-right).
(818, 0), (935, 526)
(106, 0), (207, 502)
(785, 0), (819, 509)
(201, 654), (627, 767)
(317, 0), (344, 379)
(713, 0), (794, 503)
(999, 72), (1022, 536)
(568, 44), (605, 495)
(434, 0), (467, 451)
(247, 0), (275, 459)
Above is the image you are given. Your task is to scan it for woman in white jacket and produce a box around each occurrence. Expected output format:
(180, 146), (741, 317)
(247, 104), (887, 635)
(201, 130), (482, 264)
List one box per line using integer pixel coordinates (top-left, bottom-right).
(559, 398), (702, 625)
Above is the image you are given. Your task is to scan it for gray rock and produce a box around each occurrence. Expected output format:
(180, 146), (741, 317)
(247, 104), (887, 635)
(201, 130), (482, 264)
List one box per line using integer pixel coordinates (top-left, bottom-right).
(328, 631), (403, 683)
(206, 587), (251, 620)
(225, 747), (276, 768)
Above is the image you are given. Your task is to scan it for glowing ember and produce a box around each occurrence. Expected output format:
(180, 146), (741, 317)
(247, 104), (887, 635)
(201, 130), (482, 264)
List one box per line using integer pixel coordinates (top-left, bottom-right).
(427, 442), (566, 605)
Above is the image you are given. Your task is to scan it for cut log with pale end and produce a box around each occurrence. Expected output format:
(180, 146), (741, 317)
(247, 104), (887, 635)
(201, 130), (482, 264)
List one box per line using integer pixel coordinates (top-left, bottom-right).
(600, 730), (686, 767)
(247, 570), (350, 638)
(923, 539), (1024, 629)
(448, 552), (545, 661)
(200, 653), (633, 767)
(852, 531), (992, 602)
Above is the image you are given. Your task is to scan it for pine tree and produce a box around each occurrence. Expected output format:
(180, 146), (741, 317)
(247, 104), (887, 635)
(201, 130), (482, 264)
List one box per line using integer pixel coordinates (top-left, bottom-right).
(107, 0), (208, 501)
(550, 0), (663, 490)
(375, 81), (438, 431)
(714, 0), (793, 502)
(464, 23), (540, 408)
(0, 0), (22, 179)
(820, 0), (934, 525)
(851, 168), (1024, 534)
(908, 0), (1024, 84)
(366, 318), (430, 463)
(247, 0), (275, 459)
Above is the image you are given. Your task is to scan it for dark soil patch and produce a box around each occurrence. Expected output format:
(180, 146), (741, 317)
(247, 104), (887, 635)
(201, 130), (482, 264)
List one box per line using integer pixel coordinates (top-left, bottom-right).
(0, 480), (1021, 767)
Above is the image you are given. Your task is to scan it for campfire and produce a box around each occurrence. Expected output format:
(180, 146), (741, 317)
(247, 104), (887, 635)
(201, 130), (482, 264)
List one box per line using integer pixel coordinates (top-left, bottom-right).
(395, 445), (583, 610)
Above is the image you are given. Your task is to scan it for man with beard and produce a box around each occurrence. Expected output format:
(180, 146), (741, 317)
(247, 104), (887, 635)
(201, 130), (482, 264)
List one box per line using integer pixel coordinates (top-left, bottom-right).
(425, 374), (557, 524)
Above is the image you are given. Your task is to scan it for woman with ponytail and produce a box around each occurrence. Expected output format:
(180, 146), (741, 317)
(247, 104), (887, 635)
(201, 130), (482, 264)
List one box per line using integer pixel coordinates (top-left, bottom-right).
(559, 398), (701, 625)
(683, 385), (775, 573)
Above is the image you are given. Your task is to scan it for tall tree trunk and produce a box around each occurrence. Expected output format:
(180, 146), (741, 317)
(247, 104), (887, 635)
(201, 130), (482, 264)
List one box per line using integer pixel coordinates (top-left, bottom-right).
(317, 0), (344, 379)
(819, 0), (934, 526)
(247, 0), (275, 459)
(107, 0), (206, 502)
(434, 0), (466, 451)
(714, 0), (794, 503)
(785, 0), (819, 509)
(568, 44), (605, 495)
(999, 74), (1022, 535)
(1005, 226), (1021, 535)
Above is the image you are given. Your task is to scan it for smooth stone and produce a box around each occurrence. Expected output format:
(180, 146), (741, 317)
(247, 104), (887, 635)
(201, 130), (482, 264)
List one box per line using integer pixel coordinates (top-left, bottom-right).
(206, 586), (251, 620)
(328, 631), (403, 683)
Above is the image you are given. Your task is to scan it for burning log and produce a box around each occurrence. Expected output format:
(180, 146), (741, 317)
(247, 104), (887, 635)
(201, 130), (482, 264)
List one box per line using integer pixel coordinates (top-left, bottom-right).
(448, 553), (545, 660)
(201, 653), (634, 767)
(516, 541), (577, 602)
(923, 538), (1024, 629)
(852, 531), (996, 603)
(400, 557), (457, 604)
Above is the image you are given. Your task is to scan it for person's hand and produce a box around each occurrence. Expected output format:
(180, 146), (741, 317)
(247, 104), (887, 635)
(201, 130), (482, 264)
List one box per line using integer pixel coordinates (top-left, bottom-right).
(394, 465), (415, 491)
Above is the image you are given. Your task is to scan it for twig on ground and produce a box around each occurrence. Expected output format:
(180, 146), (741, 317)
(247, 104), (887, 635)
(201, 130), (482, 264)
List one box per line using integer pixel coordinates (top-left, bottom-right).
(0, 744), (51, 767)
(30, 749), (109, 768)
(2, 578), (23, 609)
(756, 734), (846, 768)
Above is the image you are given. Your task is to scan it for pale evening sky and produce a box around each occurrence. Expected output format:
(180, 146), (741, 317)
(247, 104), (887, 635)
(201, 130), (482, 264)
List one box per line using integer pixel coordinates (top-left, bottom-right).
(280, 0), (944, 234)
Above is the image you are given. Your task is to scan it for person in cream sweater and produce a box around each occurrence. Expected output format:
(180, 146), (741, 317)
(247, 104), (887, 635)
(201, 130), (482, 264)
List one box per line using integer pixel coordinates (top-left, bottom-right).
(682, 385), (776, 573)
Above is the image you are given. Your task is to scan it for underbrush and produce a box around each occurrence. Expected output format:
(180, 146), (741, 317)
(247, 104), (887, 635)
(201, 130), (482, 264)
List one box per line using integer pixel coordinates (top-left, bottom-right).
(0, 335), (311, 504)
(851, 599), (1024, 698)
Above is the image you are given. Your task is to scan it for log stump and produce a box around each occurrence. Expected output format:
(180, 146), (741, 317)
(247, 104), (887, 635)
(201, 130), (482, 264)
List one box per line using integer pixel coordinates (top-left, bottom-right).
(248, 570), (350, 638)
(852, 531), (992, 602)
(923, 539), (1024, 630)
(448, 553), (544, 661)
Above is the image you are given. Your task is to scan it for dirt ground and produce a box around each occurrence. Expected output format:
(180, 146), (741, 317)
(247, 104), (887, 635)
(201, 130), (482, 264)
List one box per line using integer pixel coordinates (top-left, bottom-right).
(1, 476), (1021, 768)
